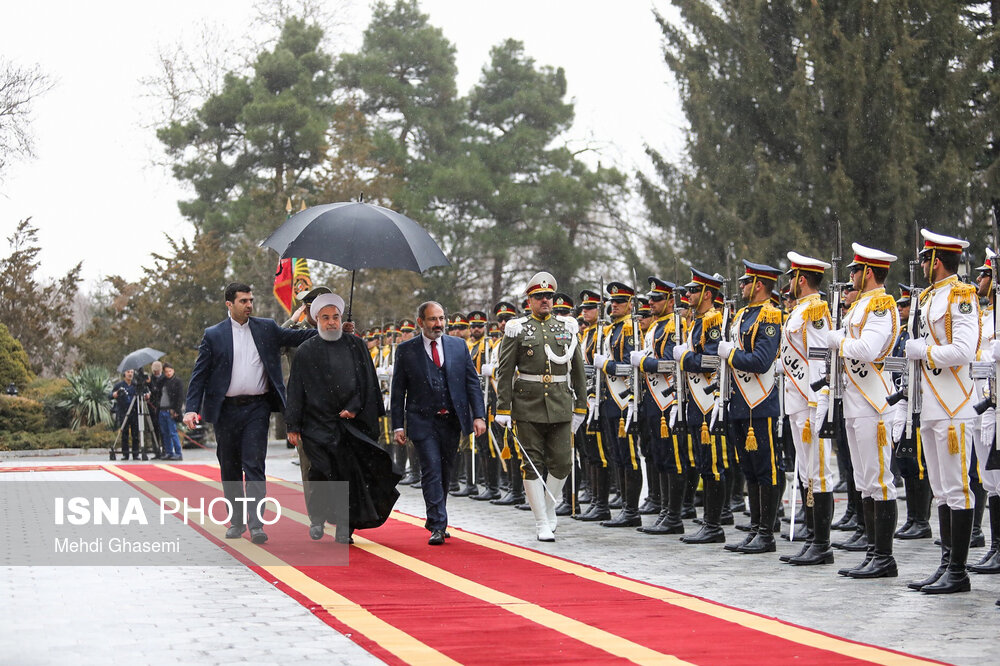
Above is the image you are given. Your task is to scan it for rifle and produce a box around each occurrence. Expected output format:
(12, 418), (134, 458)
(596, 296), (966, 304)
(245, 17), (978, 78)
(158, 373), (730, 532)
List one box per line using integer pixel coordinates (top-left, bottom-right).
(672, 282), (688, 435)
(627, 268), (641, 433)
(816, 219), (844, 440)
(885, 224), (923, 456)
(709, 276), (733, 437)
(989, 204), (1000, 470)
(588, 276), (607, 427)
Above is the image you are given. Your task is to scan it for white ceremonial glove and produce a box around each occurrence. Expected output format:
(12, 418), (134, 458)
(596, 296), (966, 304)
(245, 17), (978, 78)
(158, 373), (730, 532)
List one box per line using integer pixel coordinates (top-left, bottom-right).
(587, 397), (599, 423)
(905, 339), (927, 360)
(982, 407), (996, 449)
(593, 353), (608, 369)
(814, 391), (830, 427)
(992, 340), (1000, 363)
(629, 350), (645, 368)
(668, 404), (679, 429)
(481, 363), (494, 378)
(624, 401), (636, 432)
(775, 363), (785, 377)
(827, 329), (845, 349)
(672, 343), (689, 362)
(494, 414), (511, 429)
(709, 397), (723, 431)
(385, 363), (394, 377)
(891, 400), (908, 443)
(571, 412), (585, 434)
(716, 339), (734, 360)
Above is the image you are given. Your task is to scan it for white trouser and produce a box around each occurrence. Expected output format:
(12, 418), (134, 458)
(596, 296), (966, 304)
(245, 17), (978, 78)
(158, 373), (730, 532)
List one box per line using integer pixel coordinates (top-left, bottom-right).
(844, 415), (896, 501)
(788, 409), (835, 493)
(972, 423), (1000, 497)
(922, 418), (975, 510)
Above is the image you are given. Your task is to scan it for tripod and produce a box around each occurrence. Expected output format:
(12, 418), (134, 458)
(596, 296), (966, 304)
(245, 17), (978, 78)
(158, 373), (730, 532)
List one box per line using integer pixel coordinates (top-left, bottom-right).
(109, 392), (161, 461)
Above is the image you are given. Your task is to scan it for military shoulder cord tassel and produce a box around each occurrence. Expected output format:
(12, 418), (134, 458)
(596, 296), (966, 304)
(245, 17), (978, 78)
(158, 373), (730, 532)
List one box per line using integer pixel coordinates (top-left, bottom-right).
(619, 417), (627, 438)
(802, 418), (812, 445)
(745, 424), (758, 451)
(701, 419), (711, 445)
(660, 414), (669, 438)
(947, 424), (959, 455)
(501, 428), (511, 459)
(876, 419), (888, 448)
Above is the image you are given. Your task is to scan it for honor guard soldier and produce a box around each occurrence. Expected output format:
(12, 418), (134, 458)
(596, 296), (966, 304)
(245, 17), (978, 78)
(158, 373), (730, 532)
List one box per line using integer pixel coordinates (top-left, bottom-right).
(488, 322), (501, 339)
(780, 253), (836, 565)
(367, 327), (381, 363)
(551, 293), (580, 515)
(634, 294), (660, 515)
(900, 229), (979, 594)
(827, 243), (900, 579)
(715, 261), (784, 554)
(891, 285), (933, 541)
(486, 301), (526, 507)
(632, 277), (688, 534)
(592, 281), (644, 528)
(466, 310), (500, 501)
(494, 273), (588, 541)
(672, 268), (729, 543)
(575, 289), (614, 522)
(970, 250), (1000, 574)
(396, 319), (422, 486)
(450, 310), (479, 498)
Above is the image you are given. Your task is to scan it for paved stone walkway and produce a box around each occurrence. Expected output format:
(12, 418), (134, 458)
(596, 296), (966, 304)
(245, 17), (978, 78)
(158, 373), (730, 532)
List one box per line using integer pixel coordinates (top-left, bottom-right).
(3, 443), (998, 665)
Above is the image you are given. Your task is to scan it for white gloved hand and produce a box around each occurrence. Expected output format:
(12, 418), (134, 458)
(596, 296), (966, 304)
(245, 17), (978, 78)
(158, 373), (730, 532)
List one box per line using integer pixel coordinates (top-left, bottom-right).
(716, 339), (734, 360)
(992, 339), (1000, 363)
(672, 343), (689, 362)
(571, 412), (585, 433)
(891, 399), (908, 443)
(629, 350), (645, 368)
(982, 407), (996, 449)
(593, 353), (608, 369)
(775, 363), (785, 376)
(481, 363), (494, 377)
(905, 339), (928, 360)
(624, 402), (636, 432)
(827, 329), (845, 349)
(709, 398), (723, 431)
(669, 404), (679, 429)
(587, 397), (599, 423)
(814, 391), (830, 426)
(385, 363), (393, 377)
(494, 414), (511, 429)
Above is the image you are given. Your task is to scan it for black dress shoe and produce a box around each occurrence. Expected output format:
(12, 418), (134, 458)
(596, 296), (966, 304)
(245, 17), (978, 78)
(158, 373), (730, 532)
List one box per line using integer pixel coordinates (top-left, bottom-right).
(680, 506), (697, 520)
(225, 525), (246, 539)
(250, 528), (268, 544)
(428, 530), (446, 545)
(736, 534), (776, 554)
(896, 520), (932, 540)
(309, 524), (325, 540)
(681, 524), (726, 544)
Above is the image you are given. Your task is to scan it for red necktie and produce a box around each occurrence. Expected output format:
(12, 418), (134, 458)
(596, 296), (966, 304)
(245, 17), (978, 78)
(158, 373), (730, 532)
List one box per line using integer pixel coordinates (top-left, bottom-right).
(431, 340), (441, 368)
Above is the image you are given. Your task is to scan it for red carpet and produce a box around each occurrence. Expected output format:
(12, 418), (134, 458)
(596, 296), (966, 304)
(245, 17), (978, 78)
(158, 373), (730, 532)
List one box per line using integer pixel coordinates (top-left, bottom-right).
(92, 463), (939, 665)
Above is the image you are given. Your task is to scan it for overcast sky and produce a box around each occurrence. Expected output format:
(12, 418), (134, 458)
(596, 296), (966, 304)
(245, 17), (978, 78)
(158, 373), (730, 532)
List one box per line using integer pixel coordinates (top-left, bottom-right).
(0, 0), (686, 287)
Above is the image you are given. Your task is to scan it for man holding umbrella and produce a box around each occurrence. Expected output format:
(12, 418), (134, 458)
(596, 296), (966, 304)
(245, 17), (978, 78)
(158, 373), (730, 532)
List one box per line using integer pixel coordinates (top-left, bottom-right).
(183, 282), (316, 544)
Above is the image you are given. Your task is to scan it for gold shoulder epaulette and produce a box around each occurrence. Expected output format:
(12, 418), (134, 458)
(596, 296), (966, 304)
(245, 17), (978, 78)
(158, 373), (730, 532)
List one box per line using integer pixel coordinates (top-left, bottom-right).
(866, 294), (896, 314)
(802, 299), (830, 322)
(702, 310), (723, 329)
(918, 286), (933, 304)
(949, 282), (977, 306)
(758, 303), (784, 325)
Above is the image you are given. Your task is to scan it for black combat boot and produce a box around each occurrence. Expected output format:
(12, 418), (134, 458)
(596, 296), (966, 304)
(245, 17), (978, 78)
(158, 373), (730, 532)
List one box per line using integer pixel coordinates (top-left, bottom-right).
(832, 480), (859, 531)
(573, 465), (600, 518)
(601, 466), (642, 527)
(896, 475), (932, 539)
(839, 497), (875, 576)
(577, 459), (592, 505)
(471, 449), (501, 501)
(834, 490), (868, 550)
(969, 495), (1000, 574)
(781, 502), (814, 562)
(553, 473), (574, 516)
(738, 482), (779, 553)
(923, 508), (973, 594)
(681, 468), (698, 519)
(970, 480), (987, 548)
(894, 475), (916, 538)
(577, 466), (611, 521)
(729, 466), (746, 512)
(638, 459), (661, 515)
(450, 450), (478, 497)
(789, 492), (835, 565)
(908, 505), (952, 590)
(849, 499), (898, 578)
(728, 481), (759, 551)
(682, 476), (725, 544)
(640, 471), (685, 534)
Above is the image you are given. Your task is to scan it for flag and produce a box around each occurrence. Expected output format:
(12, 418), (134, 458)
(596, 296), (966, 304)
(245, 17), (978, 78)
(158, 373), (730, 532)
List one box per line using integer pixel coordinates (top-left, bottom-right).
(273, 258), (294, 315)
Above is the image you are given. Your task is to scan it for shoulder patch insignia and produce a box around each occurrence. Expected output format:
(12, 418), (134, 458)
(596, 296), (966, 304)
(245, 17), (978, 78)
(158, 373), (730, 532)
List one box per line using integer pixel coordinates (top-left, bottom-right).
(959, 301), (973, 314)
(872, 308), (887, 317)
(812, 319), (825, 329)
(708, 328), (721, 340)
(763, 324), (777, 337)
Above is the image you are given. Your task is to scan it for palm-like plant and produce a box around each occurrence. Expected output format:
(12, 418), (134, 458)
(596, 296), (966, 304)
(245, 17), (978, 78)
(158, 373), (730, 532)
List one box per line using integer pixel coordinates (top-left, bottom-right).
(57, 366), (115, 430)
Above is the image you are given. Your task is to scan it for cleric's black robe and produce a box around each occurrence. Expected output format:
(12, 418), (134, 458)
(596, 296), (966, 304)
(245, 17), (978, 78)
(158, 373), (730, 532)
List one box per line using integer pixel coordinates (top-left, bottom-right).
(286, 333), (400, 530)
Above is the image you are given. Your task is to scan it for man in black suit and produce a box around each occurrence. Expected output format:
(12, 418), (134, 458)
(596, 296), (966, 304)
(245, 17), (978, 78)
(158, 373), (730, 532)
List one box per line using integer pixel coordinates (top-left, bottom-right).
(391, 301), (487, 545)
(183, 282), (316, 544)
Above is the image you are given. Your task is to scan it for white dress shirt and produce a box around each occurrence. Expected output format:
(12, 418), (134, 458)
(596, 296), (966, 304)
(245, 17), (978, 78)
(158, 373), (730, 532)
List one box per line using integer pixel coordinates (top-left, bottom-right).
(226, 316), (268, 397)
(422, 333), (445, 367)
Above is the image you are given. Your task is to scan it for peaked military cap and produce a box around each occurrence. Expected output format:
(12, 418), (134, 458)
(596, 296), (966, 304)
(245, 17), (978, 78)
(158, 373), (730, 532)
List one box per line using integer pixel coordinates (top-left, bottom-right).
(689, 267), (722, 291)
(398, 319), (416, 332)
(488, 322), (501, 337)
(295, 285), (332, 304)
(552, 292), (574, 313)
(647, 276), (675, 298)
(847, 243), (897, 269)
(451, 313), (469, 328)
(467, 310), (488, 326)
(977, 248), (996, 273)
(494, 301), (518, 318)
(525, 271), (557, 296)
(521, 298), (530, 313)
(740, 259), (781, 283)
(786, 251), (831, 275)
(638, 297), (651, 316)
(920, 228), (969, 256)
(897, 284), (913, 305)
(579, 289), (601, 307)
(606, 281), (635, 299)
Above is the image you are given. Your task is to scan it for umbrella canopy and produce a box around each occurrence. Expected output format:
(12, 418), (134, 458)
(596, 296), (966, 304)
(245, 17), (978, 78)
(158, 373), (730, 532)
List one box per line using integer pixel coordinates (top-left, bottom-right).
(117, 347), (165, 373)
(260, 202), (449, 273)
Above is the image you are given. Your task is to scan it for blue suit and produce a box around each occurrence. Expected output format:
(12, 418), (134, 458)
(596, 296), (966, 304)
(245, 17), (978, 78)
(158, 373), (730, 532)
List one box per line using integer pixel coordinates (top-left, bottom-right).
(390, 334), (485, 531)
(185, 316), (315, 529)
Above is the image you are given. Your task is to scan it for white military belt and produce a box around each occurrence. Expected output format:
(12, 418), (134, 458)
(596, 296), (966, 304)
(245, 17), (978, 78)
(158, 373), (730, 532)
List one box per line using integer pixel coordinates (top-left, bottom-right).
(518, 373), (567, 383)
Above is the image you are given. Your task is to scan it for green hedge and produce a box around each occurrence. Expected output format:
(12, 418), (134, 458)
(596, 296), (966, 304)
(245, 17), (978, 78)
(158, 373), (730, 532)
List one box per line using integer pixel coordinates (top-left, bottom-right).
(0, 394), (46, 434)
(0, 425), (114, 451)
(22, 378), (72, 430)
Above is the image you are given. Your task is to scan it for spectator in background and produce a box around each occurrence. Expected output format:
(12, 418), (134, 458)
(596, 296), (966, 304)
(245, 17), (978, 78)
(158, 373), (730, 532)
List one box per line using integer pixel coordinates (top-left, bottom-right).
(159, 363), (185, 460)
(111, 369), (141, 461)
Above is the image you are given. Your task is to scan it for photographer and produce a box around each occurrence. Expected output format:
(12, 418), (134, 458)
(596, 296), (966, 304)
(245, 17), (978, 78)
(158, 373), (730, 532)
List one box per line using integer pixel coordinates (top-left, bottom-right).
(158, 363), (185, 460)
(148, 361), (166, 457)
(111, 369), (141, 460)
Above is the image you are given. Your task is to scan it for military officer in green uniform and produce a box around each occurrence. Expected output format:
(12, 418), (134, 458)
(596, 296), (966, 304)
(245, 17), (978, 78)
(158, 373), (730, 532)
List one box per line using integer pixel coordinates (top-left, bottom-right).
(495, 272), (588, 541)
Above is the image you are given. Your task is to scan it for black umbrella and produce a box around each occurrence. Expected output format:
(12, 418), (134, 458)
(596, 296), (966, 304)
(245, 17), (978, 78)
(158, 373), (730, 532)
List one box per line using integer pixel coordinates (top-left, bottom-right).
(117, 347), (165, 373)
(260, 201), (450, 319)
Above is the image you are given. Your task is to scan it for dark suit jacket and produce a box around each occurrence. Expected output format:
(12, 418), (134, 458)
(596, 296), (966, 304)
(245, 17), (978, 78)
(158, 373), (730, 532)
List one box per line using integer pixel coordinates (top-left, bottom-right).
(390, 334), (485, 439)
(184, 317), (316, 424)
